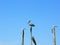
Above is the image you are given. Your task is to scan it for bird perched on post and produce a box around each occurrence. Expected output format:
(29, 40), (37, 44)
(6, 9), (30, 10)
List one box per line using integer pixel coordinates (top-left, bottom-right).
(28, 20), (35, 45)
(28, 20), (35, 27)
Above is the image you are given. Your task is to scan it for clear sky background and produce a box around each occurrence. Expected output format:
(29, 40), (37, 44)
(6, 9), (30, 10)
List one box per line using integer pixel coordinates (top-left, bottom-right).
(0, 0), (60, 45)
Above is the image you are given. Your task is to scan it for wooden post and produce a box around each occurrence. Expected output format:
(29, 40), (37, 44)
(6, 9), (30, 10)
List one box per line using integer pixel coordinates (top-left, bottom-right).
(21, 29), (24, 45)
(52, 25), (56, 45)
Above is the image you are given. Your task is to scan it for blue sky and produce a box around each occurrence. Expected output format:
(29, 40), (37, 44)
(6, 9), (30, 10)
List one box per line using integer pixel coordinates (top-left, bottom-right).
(0, 0), (60, 45)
